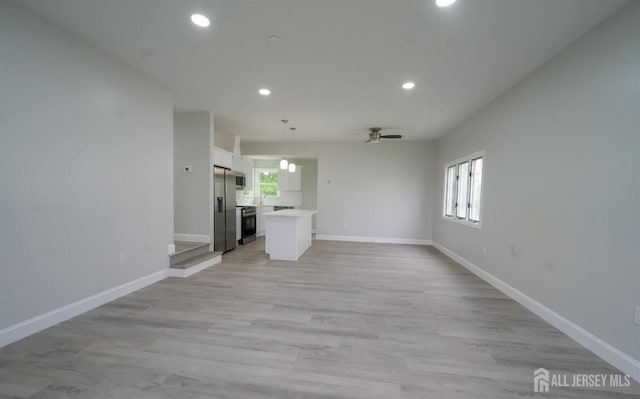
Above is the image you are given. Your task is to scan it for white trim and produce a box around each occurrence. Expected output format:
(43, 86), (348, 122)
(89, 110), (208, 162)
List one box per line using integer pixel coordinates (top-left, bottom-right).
(441, 215), (482, 229)
(432, 241), (640, 383)
(315, 235), (431, 246)
(0, 269), (168, 348)
(445, 150), (486, 168)
(167, 255), (222, 278)
(173, 234), (210, 243)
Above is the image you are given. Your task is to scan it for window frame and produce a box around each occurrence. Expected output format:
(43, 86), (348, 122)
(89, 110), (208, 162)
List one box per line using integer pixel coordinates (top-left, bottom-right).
(444, 165), (457, 217)
(442, 151), (484, 229)
(455, 161), (469, 219)
(468, 157), (483, 223)
(254, 167), (280, 197)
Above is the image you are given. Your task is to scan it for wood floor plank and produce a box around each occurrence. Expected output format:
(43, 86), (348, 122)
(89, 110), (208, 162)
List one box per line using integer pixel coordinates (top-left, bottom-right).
(0, 238), (637, 398)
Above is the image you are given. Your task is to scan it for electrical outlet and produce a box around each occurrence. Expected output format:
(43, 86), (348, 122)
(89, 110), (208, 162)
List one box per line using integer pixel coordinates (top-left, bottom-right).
(168, 244), (176, 255)
(510, 243), (519, 259)
(119, 253), (127, 265)
(635, 306), (640, 326)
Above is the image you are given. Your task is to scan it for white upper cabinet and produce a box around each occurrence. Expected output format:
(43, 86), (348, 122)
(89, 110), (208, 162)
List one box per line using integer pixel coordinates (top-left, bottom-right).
(289, 166), (301, 191)
(231, 156), (244, 173)
(278, 166), (301, 191)
(230, 154), (255, 176)
(278, 168), (289, 191)
(243, 157), (254, 190)
(213, 147), (233, 169)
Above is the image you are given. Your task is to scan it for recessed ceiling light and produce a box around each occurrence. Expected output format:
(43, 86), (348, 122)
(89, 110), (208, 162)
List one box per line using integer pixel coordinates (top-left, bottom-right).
(436, 0), (456, 7)
(402, 82), (416, 90)
(190, 14), (210, 27)
(267, 35), (283, 46)
(258, 88), (271, 96)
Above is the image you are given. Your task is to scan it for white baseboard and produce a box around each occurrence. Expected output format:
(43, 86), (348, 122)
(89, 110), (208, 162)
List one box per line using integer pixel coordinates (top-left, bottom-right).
(432, 241), (640, 383)
(0, 269), (168, 348)
(174, 234), (210, 243)
(168, 255), (222, 278)
(315, 234), (431, 246)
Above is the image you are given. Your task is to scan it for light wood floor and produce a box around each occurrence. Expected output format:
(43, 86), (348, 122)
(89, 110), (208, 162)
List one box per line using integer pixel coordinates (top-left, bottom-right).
(0, 239), (637, 398)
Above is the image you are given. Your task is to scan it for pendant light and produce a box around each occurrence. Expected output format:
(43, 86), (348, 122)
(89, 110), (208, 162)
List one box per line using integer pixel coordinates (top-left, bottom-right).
(279, 119), (288, 170)
(288, 127), (296, 172)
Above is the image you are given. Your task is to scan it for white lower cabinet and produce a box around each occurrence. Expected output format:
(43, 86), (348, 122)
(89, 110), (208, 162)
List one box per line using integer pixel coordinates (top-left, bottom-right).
(236, 210), (241, 242)
(256, 206), (274, 236)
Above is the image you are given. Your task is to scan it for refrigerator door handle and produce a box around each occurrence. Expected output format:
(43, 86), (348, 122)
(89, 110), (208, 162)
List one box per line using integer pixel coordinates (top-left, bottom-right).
(217, 197), (224, 213)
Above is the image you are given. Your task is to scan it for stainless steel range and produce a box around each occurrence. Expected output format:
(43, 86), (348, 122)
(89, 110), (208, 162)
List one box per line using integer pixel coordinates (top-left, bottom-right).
(239, 206), (256, 245)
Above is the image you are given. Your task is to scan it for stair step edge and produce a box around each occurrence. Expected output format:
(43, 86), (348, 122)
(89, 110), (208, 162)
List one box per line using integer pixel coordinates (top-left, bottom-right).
(170, 252), (222, 270)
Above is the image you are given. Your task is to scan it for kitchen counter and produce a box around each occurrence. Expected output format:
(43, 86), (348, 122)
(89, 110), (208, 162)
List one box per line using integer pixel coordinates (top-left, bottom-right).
(237, 204), (300, 208)
(263, 209), (318, 217)
(264, 209), (318, 261)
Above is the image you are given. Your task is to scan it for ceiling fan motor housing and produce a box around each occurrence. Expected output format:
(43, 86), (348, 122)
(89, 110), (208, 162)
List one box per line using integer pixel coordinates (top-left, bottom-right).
(368, 127), (382, 143)
(366, 127), (401, 143)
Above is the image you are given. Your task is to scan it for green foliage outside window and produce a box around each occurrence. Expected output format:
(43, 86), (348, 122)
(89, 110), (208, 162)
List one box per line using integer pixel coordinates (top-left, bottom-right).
(258, 170), (278, 197)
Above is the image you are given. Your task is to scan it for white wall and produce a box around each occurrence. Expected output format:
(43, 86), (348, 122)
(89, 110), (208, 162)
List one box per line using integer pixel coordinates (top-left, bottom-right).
(297, 159), (319, 229)
(0, 1), (173, 330)
(213, 131), (234, 153)
(433, 1), (639, 369)
(174, 112), (211, 238)
(242, 141), (435, 243)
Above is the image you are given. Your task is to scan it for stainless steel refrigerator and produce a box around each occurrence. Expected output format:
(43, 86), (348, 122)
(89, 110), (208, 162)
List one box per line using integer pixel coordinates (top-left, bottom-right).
(214, 166), (236, 253)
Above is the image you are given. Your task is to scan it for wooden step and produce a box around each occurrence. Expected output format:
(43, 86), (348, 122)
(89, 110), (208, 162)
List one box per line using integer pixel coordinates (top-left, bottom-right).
(170, 241), (210, 266)
(168, 251), (222, 278)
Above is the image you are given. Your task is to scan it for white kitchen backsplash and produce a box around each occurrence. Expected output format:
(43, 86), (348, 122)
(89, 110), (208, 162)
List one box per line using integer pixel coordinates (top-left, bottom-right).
(236, 190), (252, 206)
(236, 190), (302, 207)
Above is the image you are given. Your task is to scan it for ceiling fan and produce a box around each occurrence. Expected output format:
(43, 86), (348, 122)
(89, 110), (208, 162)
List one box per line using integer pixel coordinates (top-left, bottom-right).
(365, 127), (403, 143)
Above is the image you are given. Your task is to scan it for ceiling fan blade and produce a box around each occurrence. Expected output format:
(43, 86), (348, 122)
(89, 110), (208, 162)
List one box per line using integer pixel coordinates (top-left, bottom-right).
(380, 134), (402, 139)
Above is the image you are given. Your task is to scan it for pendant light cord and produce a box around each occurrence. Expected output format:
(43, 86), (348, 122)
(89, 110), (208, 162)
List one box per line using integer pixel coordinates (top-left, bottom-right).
(281, 119), (288, 159)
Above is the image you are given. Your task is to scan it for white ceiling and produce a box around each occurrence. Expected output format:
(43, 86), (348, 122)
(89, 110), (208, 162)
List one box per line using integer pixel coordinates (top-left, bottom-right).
(18, 0), (626, 142)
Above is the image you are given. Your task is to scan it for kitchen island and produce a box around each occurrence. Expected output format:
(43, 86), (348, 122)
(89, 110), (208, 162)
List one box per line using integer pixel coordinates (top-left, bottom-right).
(264, 209), (318, 261)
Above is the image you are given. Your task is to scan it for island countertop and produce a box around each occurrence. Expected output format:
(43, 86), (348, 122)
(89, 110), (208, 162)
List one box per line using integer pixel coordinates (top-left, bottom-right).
(263, 209), (318, 217)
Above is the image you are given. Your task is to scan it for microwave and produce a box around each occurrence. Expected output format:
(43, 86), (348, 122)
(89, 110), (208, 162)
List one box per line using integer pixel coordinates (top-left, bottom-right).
(235, 173), (246, 189)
